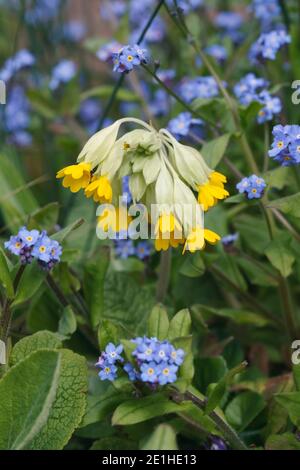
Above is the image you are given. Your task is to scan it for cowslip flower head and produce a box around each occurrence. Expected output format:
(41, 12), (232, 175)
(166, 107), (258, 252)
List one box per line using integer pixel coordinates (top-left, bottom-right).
(58, 118), (228, 252)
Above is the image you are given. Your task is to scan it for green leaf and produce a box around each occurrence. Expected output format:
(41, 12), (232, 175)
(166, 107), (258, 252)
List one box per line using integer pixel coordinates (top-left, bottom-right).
(201, 134), (231, 168)
(265, 240), (295, 277)
(83, 247), (110, 329)
(196, 304), (269, 327)
(148, 304), (169, 340)
(91, 437), (136, 450)
(51, 218), (85, 243)
(293, 364), (300, 391)
(0, 349), (87, 449)
(275, 392), (300, 427)
(27, 89), (57, 119)
(12, 263), (47, 307)
(80, 86), (139, 103)
(58, 306), (77, 337)
(194, 357), (228, 394)
(10, 331), (63, 366)
(205, 362), (247, 414)
(112, 394), (187, 426)
(28, 203), (60, 231)
(168, 309), (191, 340)
(266, 433), (300, 450)
(0, 248), (14, 298)
(225, 391), (266, 432)
(98, 319), (120, 350)
(81, 387), (130, 428)
(102, 272), (156, 334)
(141, 424), (178, 450)
(267, 192), (300, 218)
(179, 252), (206, 278)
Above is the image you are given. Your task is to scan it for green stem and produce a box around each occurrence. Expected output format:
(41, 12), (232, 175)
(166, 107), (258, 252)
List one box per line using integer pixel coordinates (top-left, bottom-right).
(263, 123), (270, 173)
(260, 202), (298, 339)
(182, 391), (248, 450)
(142, 64), (217, 129)
(0, 265), (26, 344)
(156, 249), (172, 302)
(164, 3), (258, 174)
(209, 265), (284, 328)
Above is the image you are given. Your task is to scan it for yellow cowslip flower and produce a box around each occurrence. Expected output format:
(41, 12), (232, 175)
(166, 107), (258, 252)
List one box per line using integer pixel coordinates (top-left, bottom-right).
(198, 172), (229, 211)
(154, 213), (184, 251)
(56, 163), (91, 193)
(183, 227), (221, 253)
(85, 176), (113, 203)
(97, 207), (132, 233)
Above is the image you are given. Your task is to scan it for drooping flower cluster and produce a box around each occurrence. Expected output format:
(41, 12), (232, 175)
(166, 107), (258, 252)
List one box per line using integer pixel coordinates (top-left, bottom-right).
(112, 44), (148, 73)
(5, 227), (62, 270)
(179, 76), (222, 103)
(96, 338), (185, 386)
(57, 118), (228, 253)
(268, 125), (300, 166)
(234, 73), (282, 123)
(236, 175), (266, 200)
(249, 30), (291, 64)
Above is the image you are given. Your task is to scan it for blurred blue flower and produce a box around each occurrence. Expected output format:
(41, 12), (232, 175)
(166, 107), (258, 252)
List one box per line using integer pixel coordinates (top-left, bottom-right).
(136, 241), (151, 260)
(178, 76), (222, 103)
(221, 233), (239, 246)
(205, 44), (228, 63)
(130, 16), (166, 44)
(114, 239), (135, 259)
(257, 90), (282, 123)
(156, 69), (176, 86)
(249, 29), (291, 64)
(166, 0), (203, 13)
(63, 21), (86, 42)
(214, 11), (244, 30)
(122, 176), (133, 205)
(210, 436), (228, 450)
(167, 111), (204, 140)
(79, 98), (102, 135)
(252, 0), (280, 30)
(96, 41), (123, 63)
(237, 175), (266, 199)
(112, 44), (148, 73)
(0, 49), (35, 82)
(149, 89), (170, 117)
(24, 0), (62, 24)
(49, 60), (77, 90)
(99, 0), (126, 21)
(234, 73), (269, 106)
(4, 85), (32, 147)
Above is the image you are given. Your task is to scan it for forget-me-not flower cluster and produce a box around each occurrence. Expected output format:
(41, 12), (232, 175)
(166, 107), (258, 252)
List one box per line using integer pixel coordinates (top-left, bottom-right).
(269, 125), (300, 166)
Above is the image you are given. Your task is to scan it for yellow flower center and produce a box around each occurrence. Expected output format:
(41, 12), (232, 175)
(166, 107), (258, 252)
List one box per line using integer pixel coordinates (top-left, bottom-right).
(104, 367), (111, 373)
(163, 368), (170, 376)
(39, 246), (46, 253)
(127, 55), (133, 62)
(26, 236), (33, 242)
(277, 141), (284, 148)
(252, 188), (257, 193)
(15, 242), (21, 248)
(145, 348), (152, 356)
(147, 368), (154, 375)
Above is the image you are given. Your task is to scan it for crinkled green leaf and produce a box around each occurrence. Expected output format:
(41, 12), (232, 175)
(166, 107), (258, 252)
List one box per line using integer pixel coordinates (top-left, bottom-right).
(0, 349), (87, 449)
(10, 330), (63, 366)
